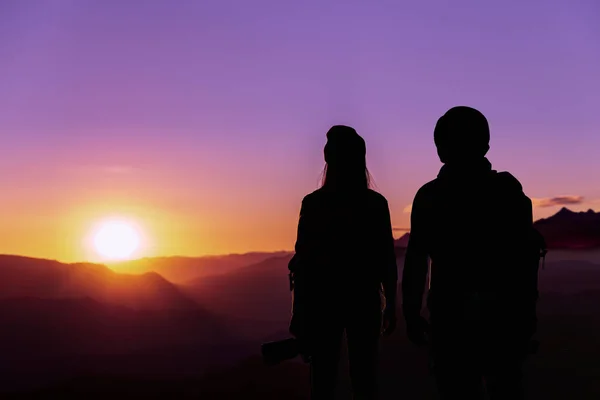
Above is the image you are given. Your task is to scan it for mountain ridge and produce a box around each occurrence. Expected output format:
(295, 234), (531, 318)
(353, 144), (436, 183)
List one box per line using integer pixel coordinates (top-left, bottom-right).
(534, 207), (600, 249)
(0, 255), (196, 310)
(110, 251), (292, 283)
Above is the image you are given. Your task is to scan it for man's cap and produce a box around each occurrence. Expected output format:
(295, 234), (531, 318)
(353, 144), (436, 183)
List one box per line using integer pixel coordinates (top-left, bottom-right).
(434, 106), (490, 153)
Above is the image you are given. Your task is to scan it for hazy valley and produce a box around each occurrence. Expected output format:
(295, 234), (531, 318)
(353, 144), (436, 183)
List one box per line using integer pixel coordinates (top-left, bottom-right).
(2, 208), (600, 399)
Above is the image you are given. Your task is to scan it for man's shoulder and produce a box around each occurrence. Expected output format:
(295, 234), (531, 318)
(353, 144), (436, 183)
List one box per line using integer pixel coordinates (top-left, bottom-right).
(405, 180), (439, 214)
(491, 171), (532, 213)
(493, 171), (524, 192)
(414, 179), (440, 201)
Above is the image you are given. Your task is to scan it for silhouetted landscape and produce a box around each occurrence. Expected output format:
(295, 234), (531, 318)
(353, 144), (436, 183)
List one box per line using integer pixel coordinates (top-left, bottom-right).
(4, 0), (599, 396)
(0, 208), (599, 398)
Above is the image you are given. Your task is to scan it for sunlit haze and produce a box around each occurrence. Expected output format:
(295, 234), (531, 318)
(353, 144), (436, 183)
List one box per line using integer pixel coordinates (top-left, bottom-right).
(83, 217), (147, 262)
(92, 219), (142, 261)
(1, 0), (599, 262)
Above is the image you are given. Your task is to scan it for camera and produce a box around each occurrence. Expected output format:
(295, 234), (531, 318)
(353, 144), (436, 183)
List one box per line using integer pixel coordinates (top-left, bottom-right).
(260, 337), (310, 366)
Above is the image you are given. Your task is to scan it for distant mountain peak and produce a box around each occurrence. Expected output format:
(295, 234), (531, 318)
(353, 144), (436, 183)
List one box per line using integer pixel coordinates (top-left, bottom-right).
(557, 206), (573, 214)
(545, 207), (600, 220)
(535, 206), (600, 249)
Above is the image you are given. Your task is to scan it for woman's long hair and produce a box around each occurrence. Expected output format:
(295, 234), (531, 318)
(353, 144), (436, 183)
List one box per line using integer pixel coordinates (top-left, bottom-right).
(320, 125), (372, 190)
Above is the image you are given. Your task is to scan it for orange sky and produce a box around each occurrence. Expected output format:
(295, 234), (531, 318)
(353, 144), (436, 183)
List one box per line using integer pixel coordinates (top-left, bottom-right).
(0, 163), (593, 263)
(0, 133), (596, 263)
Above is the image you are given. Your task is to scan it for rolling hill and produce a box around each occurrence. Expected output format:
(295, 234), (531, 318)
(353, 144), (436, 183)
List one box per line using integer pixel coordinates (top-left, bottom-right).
(110, 252), (292, 283)
(0, 297), (250, 392)
(3, 206), (599, 396)
(0, 255), (196, 310)
(182, 254), (294, 341)
(0, 257), (254, 392)
(20, 286), (600, 400)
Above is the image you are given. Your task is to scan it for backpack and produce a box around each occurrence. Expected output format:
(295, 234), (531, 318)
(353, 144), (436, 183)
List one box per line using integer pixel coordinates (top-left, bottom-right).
(427, 169), (548, 339)
(488, 171), (547, 296)
(485, 172), (548, 340)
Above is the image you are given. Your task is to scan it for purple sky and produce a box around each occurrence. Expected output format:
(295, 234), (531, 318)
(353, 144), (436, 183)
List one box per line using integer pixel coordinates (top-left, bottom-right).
(1, 0), (599, 260)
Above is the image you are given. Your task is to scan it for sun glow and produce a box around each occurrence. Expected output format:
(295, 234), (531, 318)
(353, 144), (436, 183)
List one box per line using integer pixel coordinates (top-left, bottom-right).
(91, 219), (142, 261)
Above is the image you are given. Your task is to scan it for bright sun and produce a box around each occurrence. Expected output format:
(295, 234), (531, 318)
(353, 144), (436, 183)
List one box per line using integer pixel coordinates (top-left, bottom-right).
(93, 220), (141, 260)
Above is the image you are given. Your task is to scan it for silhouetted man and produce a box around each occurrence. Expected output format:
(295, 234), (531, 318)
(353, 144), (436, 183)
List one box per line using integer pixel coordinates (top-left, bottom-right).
(402, 106), (543, 399)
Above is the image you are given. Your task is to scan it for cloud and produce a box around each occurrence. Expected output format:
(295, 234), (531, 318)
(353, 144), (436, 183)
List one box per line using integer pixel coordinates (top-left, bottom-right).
(393, 227), (410, 232)
(531, 195), (584, 208)
(403, 204), (413, 213)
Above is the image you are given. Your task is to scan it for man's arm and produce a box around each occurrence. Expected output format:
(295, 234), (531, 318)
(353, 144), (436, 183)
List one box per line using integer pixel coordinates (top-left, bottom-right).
(402, 189), (430, 322)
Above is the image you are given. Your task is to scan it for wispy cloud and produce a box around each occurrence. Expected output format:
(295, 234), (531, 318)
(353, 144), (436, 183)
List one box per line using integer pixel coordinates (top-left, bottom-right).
(403, 204), (413, 213)
(102, 166), (137, 175)
(66, 165), (139, 176)
(531, 195), (584, 208)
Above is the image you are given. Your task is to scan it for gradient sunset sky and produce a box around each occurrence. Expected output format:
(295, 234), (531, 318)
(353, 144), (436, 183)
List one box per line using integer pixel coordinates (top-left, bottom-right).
(1, 0), (599, 262)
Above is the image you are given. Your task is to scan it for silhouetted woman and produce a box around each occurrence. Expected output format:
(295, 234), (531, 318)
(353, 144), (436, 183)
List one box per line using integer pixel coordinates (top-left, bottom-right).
(288, 125), (398, 399)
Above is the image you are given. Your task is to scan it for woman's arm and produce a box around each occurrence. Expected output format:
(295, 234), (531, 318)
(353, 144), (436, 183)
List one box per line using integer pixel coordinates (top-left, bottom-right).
(381, 199), (398, 310)
(289, 197), (311, 275)
(289, 196), (312, 336)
